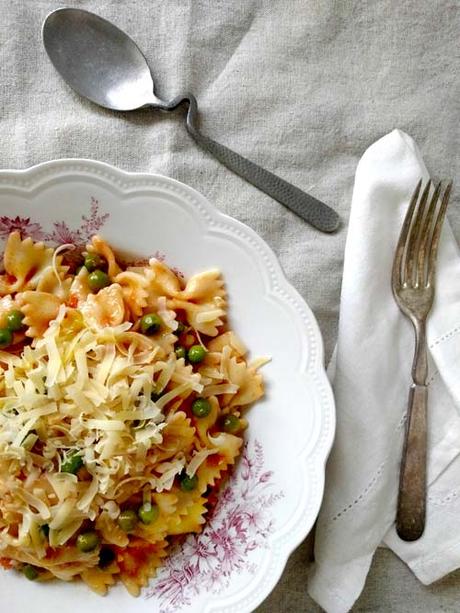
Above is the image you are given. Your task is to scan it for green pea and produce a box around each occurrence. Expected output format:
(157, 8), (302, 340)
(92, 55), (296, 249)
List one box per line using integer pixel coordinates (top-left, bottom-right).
(84, 253), (104, 272)
(117, 509), (138, 532)
(99, 547), (116, 568)
(5, 310), (24, 332)
(61, 453), (83, 474)
(0, 328), (13, 348)
(176, 322), (186, 335)
(76, 531), (100, 552)
(222, 414), (241, 433)
(175, 346), (186, 360)
(88, 269), (110, 292)
(180, 473), (198, 492)
(187, 345), (207, 364)
(23, 565), (38, 581)
(192, 398), (211, 418)
(138, 502), (160, 525)
(140, 313), (163, 335)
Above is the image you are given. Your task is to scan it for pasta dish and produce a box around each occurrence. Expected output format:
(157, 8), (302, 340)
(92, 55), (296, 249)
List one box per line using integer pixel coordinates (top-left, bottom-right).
(0, 232), (265, 595)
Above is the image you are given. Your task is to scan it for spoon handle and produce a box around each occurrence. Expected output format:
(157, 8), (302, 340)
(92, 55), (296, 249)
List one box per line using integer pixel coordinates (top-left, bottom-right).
(192, 132), (340, 232)
(161, 95), (339, 233)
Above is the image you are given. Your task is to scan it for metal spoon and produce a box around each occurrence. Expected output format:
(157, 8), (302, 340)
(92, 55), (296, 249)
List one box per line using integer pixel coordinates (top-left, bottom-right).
(42, 8), (339, 232)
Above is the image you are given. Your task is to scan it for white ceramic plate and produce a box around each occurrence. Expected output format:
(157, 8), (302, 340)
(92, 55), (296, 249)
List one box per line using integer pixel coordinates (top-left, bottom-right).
(0, 160), (335, 613)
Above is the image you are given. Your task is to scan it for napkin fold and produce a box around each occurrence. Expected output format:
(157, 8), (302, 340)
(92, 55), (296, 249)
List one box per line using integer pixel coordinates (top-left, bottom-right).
(308, 130), (460, 613)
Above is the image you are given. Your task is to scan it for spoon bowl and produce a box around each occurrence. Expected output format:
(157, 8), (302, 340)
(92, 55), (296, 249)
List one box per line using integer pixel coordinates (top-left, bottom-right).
(43, 8), (340, 232)
(43, 8), (162, 110)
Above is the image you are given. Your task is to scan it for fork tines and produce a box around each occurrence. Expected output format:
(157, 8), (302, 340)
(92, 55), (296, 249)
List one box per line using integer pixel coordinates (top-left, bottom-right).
(393, 180), (453, 290)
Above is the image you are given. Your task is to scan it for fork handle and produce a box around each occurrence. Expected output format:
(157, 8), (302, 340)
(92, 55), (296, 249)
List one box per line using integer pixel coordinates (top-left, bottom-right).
(396, 383), (427, 541)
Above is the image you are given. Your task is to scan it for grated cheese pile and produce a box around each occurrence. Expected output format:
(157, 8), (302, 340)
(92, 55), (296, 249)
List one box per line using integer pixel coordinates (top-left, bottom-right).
(0, 232), (267, 594)
(0, 304), (204, 551)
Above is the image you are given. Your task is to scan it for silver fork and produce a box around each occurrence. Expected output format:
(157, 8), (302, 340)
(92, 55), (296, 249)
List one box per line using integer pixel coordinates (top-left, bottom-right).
(392, 179), (453, 541)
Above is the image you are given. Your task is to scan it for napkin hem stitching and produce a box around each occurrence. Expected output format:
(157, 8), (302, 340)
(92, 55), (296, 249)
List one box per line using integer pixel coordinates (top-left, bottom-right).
(429, 325), (460, 349)
(330, 415), (405, 522)
(331, 463), (385, 522)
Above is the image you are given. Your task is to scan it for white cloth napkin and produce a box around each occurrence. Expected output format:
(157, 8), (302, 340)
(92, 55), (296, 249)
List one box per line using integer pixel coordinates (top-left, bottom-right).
(308, 129), (460, 613)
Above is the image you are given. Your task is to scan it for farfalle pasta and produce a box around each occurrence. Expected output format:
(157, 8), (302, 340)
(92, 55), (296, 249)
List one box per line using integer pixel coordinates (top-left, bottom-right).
(0, 232), (266, 595)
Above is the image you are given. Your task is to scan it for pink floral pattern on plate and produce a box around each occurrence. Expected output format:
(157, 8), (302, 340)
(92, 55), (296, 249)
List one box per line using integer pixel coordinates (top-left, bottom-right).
(43, 197), (110, 245)
(0, 215), (46, 241)
(0, 199), (183, 275)
(0, 197), (109, 245)
(0, 198), (110, 269)
(147, 440), (284, 612)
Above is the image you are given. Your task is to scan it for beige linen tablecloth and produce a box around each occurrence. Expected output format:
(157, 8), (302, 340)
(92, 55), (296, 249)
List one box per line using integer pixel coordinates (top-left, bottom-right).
(0, 1), (458, 610)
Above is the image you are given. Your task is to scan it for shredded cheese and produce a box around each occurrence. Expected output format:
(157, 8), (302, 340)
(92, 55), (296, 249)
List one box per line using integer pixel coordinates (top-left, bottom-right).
(0, 307), (203, 534)
(0, 237), (268, 594)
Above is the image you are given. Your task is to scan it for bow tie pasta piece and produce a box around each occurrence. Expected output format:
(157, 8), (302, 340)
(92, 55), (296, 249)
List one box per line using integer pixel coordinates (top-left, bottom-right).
(207, 330), (247, 357)
(86, 235), (121, 278)
(166, 496), (207, 536)
(167, 270), (226, 336)
(155, 411), (195, 463)
(118, 539), (169, 597)
(169, 357), (202, 395)
(208, 431), (243, 463)
(196, 431), (243, 493)
(80, 565), (118, 596)
(168, 297), (226, 336)
(68, 267), (92, 306)
(199, 332), (265, 409)
(80, 283), (125, 329)
(113, 271), (149, 318)
(0, 232), (59, 294)
(162, 486), (205, 536)
(146, 259), (182, 298)
(36, 267), (72, 301)
(155, 296), (178, 332)
(16, 290), (61, 338)
(226, 356), (264, 408)
(176, 269), (225, 302)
